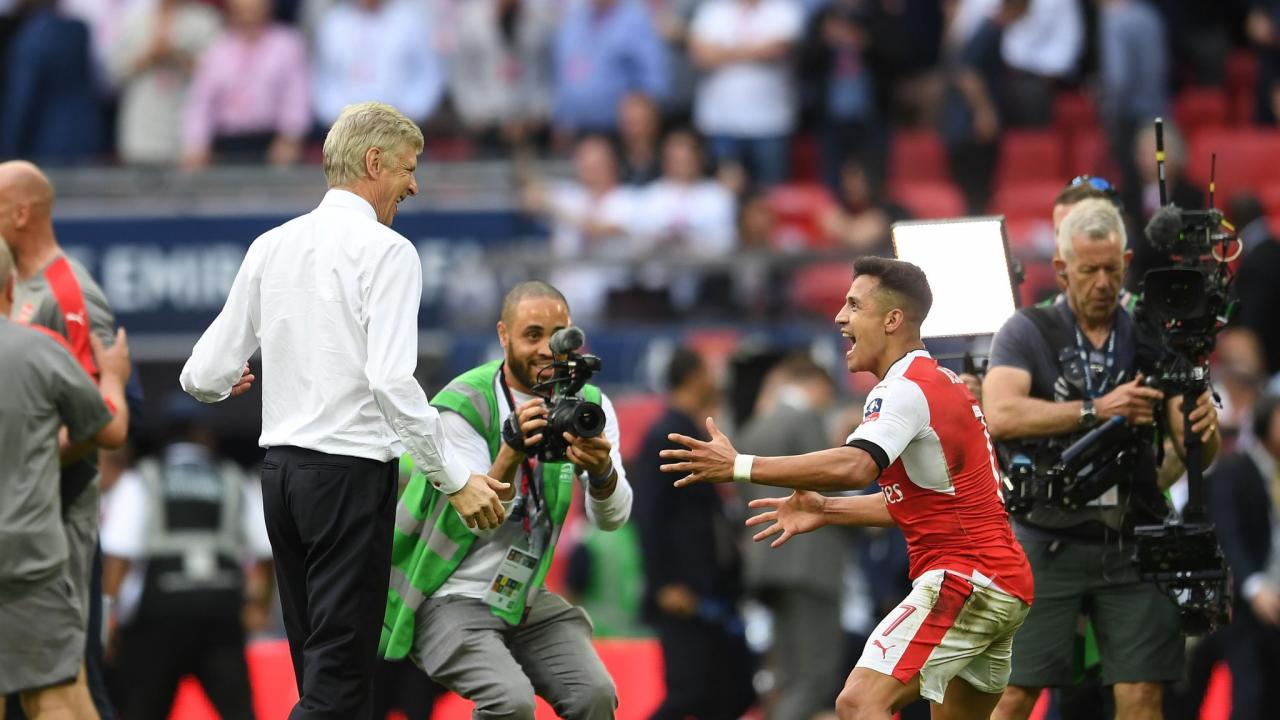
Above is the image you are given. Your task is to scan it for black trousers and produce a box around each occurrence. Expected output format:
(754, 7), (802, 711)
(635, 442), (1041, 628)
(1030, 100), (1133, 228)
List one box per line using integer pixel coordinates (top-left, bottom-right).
(109, 615), (253, 720)
(260, 446), (397, 720)
(1224, 611), (1280, 720)
(649, 616), (755, 720)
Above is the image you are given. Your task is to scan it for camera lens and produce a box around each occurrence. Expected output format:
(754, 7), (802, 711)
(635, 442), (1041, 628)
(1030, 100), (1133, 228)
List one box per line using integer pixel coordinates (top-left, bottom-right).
(571, 402), (606, 439)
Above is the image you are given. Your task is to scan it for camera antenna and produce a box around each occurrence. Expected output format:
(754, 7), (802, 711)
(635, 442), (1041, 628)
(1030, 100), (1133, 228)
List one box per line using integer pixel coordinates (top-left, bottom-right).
(1155, 117), (1168, 206)
(1208, 153), (1217, 210)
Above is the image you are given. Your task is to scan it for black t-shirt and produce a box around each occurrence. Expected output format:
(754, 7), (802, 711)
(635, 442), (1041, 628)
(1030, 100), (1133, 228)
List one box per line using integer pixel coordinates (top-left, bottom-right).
(988, 296), (1165, 542)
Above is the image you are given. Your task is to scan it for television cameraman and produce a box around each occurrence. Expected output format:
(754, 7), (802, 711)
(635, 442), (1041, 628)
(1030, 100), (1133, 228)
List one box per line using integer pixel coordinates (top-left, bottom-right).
(983, 198), (1220, 720)
(381, 281), (630, 720)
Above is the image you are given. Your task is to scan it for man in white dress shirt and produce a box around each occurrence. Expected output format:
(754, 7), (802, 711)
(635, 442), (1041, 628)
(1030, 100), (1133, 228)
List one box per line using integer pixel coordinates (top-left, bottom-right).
(180, 101), (505, 719)
(381, 281), (631, 719)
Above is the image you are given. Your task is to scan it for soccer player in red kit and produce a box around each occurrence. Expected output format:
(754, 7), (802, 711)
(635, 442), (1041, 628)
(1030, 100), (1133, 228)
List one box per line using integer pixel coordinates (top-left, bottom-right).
(661, 256), (1032, 720)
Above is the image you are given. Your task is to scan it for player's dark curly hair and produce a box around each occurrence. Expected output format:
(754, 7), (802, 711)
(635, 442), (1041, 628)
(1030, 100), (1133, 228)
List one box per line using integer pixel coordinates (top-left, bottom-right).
(853, 256), (933, 324)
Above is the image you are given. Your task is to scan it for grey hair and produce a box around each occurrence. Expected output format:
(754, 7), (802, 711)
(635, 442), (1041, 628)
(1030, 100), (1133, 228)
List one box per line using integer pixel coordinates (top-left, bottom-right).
(322, 102), (424, 187)
(1056, 198), (1127, 261)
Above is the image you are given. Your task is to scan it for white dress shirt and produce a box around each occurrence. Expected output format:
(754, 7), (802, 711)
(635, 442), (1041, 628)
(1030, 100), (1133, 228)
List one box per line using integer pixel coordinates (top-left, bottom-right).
(310, 0), (444, 125)
(633, 179), (737, 256)
(433, 376), (632, 600)
(180, 189), (471, 494)
(691, 0), (803, 138)
(1001, 0), (1083, 79)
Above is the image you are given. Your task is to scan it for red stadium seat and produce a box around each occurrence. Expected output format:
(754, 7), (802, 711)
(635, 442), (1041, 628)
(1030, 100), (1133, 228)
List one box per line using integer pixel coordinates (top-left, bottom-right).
(789, 261), (856, 318)
(1188, 129), (1280, 205)
(1019, 261), (1060, 308)
(1065, 127), (1116, 181)
(889, 181), (966, 219)
(1226, 49), (1259, 125)
(1258, 184), (1280, 216)
(765, 183), (838, 251)
(889, 129), (950, 183)
(425, 135), (475, 161)
(988, 181), (1063, 221)
(1174, 88), (1229, 142)
(996, 131), (1063, 186)
(611, 394), (666, 463)
(790, 133), (820, 182)
(1053, 91), (1098, 133)
(1268, 212), (1280, 239)
(1003, 216), (1057, 260)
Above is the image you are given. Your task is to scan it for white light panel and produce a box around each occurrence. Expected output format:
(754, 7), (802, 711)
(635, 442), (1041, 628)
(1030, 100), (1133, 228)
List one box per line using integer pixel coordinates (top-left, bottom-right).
(892, 217), (1020, 338)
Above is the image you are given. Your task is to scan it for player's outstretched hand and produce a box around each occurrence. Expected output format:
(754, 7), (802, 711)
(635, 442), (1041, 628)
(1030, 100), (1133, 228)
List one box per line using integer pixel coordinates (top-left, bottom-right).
(745, 491), (828, 548)
(661, 416), (737, 487)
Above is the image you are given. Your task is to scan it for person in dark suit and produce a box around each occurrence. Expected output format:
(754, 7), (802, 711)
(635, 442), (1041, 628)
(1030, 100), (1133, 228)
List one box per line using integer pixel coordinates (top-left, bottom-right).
(1207, 393), (1280, 720)
(1, 0), (105, 162)
(632, 347), (755, 720)
(736, 355), (847, 720)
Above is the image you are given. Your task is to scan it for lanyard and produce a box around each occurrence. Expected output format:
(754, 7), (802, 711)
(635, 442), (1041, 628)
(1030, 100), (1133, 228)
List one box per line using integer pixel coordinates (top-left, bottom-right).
(1071, 323), (1116, 399)
(498, 365), (543, 532)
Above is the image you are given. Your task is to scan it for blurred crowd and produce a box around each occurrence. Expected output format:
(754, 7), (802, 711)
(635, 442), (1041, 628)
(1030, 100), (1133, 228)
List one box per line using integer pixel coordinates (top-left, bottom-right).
(0, 0), (1272, 180)
(11, 0), (1280, 332)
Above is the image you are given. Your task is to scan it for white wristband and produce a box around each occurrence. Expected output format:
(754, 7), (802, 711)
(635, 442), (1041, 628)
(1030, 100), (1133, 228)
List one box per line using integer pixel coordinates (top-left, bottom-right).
(732, 454), (755, 483)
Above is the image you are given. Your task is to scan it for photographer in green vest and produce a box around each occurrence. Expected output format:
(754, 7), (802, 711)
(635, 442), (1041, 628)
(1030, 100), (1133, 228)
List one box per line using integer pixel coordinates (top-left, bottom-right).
(382, 280), (632, 720)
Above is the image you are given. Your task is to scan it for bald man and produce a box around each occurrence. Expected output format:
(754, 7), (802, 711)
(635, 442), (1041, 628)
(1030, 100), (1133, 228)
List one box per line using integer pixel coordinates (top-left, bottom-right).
(0, 161), (124, 720)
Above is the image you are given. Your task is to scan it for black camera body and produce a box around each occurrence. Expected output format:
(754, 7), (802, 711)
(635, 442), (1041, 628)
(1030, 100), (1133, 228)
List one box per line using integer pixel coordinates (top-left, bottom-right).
(527, 327), (606, 463)
(1138, 204), (1234, 399)
(1132, 520), (1231, 635)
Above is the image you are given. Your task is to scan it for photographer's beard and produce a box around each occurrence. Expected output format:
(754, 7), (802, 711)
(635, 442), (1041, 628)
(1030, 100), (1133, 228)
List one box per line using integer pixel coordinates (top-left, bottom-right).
(506, 350), (553, 395)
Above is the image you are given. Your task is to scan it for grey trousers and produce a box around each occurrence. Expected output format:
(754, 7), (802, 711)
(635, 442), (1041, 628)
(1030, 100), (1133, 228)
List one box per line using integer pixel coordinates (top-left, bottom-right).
(764, 587), (845, 720)
(413, 592), (617, 720)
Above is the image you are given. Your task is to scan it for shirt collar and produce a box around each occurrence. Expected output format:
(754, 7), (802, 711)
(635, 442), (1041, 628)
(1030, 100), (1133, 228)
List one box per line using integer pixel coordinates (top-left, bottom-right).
(885, 349), (931, 379)
(319, 188), (377, 221)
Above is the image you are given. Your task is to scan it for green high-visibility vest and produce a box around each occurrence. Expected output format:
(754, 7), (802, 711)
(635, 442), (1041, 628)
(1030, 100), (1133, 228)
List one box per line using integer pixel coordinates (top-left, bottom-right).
(380, 360), (601, 660)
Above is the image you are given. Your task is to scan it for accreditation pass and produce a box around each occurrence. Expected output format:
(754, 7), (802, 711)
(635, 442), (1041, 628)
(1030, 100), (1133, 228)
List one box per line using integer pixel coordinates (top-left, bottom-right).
(483, 544), (541, 613)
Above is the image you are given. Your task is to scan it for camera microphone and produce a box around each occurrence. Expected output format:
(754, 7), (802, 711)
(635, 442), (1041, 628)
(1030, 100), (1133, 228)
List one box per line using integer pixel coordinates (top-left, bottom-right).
(549, 326), (586, 355)
(1144, 204), (1184, 253)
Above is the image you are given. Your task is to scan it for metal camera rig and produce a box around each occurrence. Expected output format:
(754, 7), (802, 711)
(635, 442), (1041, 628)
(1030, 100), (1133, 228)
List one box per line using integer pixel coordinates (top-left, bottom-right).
(1129, 117), (1244, 635)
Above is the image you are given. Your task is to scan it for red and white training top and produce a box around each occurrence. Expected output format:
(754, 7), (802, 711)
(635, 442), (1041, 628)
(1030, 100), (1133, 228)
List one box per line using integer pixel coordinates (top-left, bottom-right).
(847, 350), (1034, 604)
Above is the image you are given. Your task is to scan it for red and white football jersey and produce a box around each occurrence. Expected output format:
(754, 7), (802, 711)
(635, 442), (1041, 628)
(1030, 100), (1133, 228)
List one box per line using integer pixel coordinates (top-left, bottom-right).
(847, 350), (1033, 604)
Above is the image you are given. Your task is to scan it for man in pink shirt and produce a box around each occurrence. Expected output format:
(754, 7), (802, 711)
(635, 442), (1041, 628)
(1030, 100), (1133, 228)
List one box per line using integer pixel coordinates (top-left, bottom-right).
(182, 0), (310, 169)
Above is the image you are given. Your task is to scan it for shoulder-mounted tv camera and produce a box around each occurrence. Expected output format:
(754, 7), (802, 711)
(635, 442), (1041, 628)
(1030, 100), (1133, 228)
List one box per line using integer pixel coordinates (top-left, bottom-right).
(517, 327), (606, 463)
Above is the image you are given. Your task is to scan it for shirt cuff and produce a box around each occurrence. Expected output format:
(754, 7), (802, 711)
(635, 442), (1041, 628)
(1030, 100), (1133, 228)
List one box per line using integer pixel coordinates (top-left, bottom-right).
(585, 474), (632, 530)
(431, 455), (472, 496)
(1242, 573), (1271, 601)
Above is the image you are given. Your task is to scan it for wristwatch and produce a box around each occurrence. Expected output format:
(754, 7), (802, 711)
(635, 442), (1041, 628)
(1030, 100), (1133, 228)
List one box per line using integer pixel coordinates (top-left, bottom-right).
(1079, 399), (1099, 429)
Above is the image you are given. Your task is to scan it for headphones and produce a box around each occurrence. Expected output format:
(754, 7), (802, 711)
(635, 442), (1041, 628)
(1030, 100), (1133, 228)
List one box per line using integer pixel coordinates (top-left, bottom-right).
(1253, 393), (1280, 441)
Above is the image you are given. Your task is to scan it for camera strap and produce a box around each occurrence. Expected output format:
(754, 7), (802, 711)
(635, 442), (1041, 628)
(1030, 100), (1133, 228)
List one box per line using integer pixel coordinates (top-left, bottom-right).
(498, 365), (544, 533)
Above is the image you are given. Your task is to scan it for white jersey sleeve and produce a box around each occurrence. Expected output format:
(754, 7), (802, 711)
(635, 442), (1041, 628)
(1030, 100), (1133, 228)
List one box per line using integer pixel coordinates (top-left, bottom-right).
(845, 378), (931, 468)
